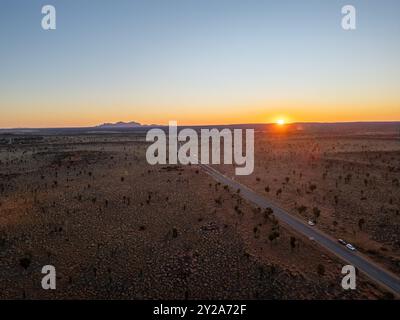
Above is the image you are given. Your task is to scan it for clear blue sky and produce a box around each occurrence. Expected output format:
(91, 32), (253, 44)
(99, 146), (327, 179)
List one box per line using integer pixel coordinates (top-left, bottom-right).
(1, 0), (399, 127)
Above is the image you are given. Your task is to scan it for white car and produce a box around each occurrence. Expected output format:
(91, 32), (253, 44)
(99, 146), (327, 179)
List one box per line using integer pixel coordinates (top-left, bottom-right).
(308, 220), (315, 226)
(346, 243), (356, 251)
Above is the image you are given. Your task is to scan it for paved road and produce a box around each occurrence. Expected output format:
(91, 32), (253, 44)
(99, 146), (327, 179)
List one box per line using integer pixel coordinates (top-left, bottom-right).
(199, 164), (400, 296)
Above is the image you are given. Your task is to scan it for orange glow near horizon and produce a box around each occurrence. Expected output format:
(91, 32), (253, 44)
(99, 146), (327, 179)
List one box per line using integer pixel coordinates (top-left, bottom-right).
(1, 99), (400, 128)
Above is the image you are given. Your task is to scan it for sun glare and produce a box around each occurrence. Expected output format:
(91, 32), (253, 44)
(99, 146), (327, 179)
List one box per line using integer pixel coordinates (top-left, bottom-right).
(277, 119), (285, 126)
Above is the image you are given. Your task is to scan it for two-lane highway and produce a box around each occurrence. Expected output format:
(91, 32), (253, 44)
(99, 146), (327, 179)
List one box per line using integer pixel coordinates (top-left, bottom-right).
(199, 163), (400, 296)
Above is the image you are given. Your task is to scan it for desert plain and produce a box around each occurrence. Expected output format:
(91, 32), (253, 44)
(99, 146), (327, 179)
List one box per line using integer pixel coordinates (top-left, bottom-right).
(0, 122), (399, 299)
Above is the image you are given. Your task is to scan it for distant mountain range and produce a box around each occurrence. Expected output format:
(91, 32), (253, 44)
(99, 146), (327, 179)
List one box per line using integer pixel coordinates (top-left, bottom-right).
(96, 121), (143, 128)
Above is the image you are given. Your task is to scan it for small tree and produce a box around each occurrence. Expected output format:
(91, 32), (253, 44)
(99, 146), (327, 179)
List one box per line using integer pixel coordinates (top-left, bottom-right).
(263, 207), (274, 220)
(297, 205), (307, 215)
(358, 218), (365, 230)
(290, 236), (296, 251)
(313, 207), (321, 220)
(317, 264), (325, 276)
(268, 231), (280, 243)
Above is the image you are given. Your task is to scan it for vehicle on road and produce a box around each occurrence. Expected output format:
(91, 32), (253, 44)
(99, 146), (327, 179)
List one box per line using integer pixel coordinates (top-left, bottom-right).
(338, 239), (347, 245)
(346, 243), (356, 251)
(308, 220), (315, 226)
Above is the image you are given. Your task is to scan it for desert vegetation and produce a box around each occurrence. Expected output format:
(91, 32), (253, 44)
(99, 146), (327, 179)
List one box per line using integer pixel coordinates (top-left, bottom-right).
(0, 130), (395, 299)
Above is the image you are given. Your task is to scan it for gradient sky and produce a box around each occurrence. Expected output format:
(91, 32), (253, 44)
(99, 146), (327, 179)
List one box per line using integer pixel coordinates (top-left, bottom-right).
(1, 0), (400, 127)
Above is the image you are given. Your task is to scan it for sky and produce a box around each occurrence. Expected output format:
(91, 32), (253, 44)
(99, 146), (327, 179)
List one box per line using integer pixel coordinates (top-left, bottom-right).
(0, 0), (400, 128)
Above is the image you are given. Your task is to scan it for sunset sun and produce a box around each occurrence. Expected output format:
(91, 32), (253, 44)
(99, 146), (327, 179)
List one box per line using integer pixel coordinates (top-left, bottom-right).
(277, 119), (286, 126)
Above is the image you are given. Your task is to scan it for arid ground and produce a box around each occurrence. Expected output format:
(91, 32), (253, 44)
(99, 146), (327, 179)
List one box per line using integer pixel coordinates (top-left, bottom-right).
(0, 124), (398, 299)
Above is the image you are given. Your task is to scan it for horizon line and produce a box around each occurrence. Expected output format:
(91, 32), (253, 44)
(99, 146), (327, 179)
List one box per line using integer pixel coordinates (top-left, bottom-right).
(1, 120), (400, 131)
